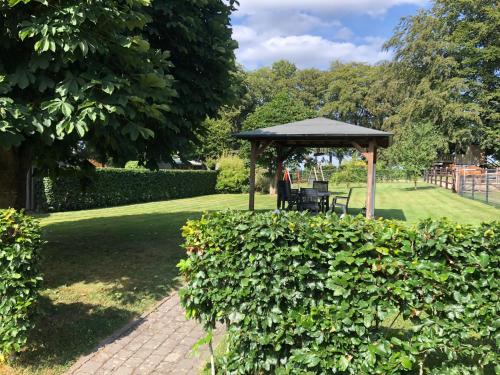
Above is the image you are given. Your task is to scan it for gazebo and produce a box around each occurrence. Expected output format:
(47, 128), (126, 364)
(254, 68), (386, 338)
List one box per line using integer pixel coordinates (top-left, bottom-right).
(234, 117), (393, 219)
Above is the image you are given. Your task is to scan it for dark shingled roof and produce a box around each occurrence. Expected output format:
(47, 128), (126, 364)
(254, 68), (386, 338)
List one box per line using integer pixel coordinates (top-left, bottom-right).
(234, 117), (393, 148)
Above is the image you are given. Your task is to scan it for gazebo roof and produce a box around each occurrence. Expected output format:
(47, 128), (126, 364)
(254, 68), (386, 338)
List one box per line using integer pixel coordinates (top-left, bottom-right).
(234, 117), (392, 148)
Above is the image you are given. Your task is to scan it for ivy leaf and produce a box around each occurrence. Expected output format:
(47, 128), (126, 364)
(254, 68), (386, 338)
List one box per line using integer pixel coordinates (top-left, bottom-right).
(478, 253), (490, 268)
(400, 355), (413, 369)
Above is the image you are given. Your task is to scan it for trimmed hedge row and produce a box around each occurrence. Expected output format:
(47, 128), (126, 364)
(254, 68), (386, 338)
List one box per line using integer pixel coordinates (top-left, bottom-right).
(0, 209), (43, 361)
(179, 211), (499, 374)
(36, 168), (218, 211)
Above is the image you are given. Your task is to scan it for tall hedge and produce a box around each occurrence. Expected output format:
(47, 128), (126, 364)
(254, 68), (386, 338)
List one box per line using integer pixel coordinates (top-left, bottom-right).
(36, 168), (218, 212)
(179, 211), (499, 374)
(0, 209), (43, 361)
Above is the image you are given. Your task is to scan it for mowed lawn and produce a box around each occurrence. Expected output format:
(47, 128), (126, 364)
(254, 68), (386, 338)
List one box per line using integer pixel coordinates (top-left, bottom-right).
(2, 183), (498, 375)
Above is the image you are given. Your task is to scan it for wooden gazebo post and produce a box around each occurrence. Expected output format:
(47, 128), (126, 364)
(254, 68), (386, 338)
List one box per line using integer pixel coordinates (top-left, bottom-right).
(249, 141), (257, 211)
(353, 140), (377, 219)
(365, 141), (377, 219)
(249, 140), (271, 211)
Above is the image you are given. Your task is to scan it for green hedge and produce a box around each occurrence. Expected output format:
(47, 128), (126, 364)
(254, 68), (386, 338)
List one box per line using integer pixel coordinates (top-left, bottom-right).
(179, 211), (499, 374)
(36, 168), (218, 211)
(0, 209), (43, 361)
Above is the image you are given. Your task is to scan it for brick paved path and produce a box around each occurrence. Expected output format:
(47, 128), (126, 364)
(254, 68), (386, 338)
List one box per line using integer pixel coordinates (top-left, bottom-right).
(66, 292), (223, 375)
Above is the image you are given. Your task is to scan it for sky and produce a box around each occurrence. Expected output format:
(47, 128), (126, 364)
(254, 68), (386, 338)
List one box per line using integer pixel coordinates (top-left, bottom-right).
(231, 0), (431, 70)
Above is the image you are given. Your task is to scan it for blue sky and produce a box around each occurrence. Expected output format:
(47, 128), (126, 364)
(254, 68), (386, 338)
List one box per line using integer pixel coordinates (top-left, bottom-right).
(231, 0), (431, 70)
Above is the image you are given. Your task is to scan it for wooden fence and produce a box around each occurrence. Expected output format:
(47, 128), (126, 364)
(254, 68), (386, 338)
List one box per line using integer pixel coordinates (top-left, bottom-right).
(425, 166), (500, 206)
(424, 167), (455, 191)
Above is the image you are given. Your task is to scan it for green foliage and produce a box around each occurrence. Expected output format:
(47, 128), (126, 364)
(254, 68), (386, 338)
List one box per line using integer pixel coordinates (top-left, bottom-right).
(0, 208), (43, 361)
(179, 211), (499, 374)
(124, 161), (146, 170)
(194, 118), (234, 161)
(215, 155), (247, 194)
(321, 62), (401, 129)
(330, 158), (367, 187)
(388, 123), (447, 188)
(241, 92), (316, 172)
(36, 168), (217, 211)
(255, 168), (272, 194)
(145, 0), (238, 160)
(0, 0), (237, 206)
(385, 0), (499, 158)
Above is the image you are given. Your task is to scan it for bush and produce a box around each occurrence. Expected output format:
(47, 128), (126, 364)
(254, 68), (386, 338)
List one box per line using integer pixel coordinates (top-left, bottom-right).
(330, 159), (367, 187)
(179, 211), (499, 374)
(36, 168), (217, 212)
(124, 161), (146, 170)
(255, 168), (272, 194)
(215, 155), (248, 193)
(0, 209), (43, 361)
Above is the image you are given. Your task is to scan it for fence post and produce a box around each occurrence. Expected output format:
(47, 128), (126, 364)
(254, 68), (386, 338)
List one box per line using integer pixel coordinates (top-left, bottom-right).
(471, 175), (475, 200)
(439, 168), (443, 187)
(485, 170), (489, 204)
(445, 168), (449, 189)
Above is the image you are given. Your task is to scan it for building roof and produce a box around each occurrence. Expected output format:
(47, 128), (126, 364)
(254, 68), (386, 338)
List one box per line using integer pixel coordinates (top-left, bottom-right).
(234, 117), (393, 148)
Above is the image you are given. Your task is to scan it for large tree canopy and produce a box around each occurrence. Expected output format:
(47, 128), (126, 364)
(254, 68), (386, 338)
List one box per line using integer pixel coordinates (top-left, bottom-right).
(0, 0), (237, 208)
(385, 0), (499, 157)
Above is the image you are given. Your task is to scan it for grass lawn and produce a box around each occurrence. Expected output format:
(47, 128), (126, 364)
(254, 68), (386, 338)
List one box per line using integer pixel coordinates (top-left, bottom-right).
(1, 182), (498, 375)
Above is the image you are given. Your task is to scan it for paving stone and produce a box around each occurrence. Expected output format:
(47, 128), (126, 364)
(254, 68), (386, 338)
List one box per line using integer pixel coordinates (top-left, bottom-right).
(65, 292), (224, 375)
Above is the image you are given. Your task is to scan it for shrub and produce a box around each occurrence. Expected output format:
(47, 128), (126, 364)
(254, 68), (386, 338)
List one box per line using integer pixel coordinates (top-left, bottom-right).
(0, 209), (43, 361)
(255, 168), (272, 194)
(215, 155), (248, 193)
(330, 159), (367, 187)
(36, 168), (217, 212)
(179, 211), (499, 374)
(124, 161), (146, 170)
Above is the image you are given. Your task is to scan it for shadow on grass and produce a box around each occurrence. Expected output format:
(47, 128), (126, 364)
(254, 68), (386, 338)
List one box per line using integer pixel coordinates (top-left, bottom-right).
(399, 186), (437, 191)
(15, 296), (135, 370)
(12, 211), (206, 372)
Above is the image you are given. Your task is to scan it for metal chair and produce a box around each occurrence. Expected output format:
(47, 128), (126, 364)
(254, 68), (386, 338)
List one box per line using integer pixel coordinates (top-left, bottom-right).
(312, 180), (328, 192)
(299, 188), (321, 213)
(332, 188), (353, 215)
(313, 180), (329, 212)
(277, 181), (299, 210)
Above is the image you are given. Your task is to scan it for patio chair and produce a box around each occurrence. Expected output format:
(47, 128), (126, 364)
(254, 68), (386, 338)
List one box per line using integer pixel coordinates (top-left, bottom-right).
(313, 180), (329, 212)
(332, 187), (353, 215)
(299, 188), (321, 213)
(277, 181), (300, 210)
(312, 180), (328, 192)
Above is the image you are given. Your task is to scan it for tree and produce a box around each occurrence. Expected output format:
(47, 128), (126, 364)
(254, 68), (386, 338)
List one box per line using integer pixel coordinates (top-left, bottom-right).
(321, 62), (387, 129)
(241, 91), (316, 183)
(389, 123), (447, 189)
(385, 0), (499, 158)
(0, 0), (237, 208)
(292, 68), (329, 110)
(194, 117), (233, 162)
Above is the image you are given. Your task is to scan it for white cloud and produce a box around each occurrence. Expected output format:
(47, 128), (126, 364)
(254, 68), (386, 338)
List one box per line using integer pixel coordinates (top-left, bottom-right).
(231, 0), (428, 69)
(237, 34), (391, 70)
(235, 0), (429, 17)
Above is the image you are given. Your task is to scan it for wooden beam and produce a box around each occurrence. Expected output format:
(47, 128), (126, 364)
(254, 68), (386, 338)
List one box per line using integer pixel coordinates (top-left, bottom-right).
(351, 141), (370, 159)
(365, 141), (377, 219)
(275, 145), (284, 203)
(249, 141), (257, 211)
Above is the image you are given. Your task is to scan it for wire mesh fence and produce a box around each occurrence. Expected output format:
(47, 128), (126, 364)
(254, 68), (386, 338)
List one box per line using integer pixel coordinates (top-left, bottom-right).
(458, 169), (500, 207)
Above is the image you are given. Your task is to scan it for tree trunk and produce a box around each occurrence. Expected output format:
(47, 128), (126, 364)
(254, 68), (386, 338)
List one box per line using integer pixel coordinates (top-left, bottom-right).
(0, 146), (32, 209)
